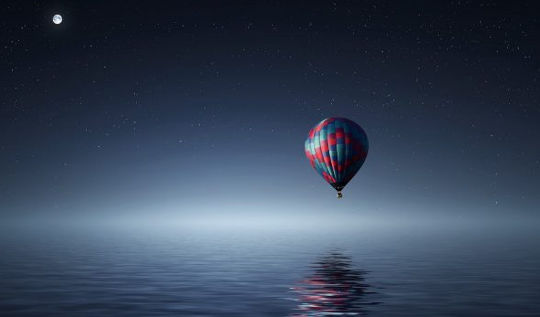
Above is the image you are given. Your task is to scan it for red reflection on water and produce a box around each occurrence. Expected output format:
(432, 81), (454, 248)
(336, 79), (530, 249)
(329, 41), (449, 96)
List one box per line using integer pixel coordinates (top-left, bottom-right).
(290, 252), (378, 316)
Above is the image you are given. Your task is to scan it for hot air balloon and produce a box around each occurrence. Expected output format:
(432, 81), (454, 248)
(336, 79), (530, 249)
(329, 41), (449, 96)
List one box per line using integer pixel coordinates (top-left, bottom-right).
(304, 117), (368, 198)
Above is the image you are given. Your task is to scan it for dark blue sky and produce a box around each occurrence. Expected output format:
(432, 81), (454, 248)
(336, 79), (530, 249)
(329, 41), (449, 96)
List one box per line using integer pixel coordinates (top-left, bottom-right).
(1, 1), (539, 223)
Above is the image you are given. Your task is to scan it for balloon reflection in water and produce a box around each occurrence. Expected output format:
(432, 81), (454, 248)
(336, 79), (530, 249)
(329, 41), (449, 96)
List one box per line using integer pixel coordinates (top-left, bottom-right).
(290, 252), (379, 316)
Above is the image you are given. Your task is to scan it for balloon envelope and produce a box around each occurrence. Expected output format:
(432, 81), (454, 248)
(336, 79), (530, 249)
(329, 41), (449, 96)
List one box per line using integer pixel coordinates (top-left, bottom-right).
(304, 117), (368, 193)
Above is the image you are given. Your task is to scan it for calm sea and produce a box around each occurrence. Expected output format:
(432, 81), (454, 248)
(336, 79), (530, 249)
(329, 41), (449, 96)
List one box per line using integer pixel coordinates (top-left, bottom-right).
(1, 221), (539, 316)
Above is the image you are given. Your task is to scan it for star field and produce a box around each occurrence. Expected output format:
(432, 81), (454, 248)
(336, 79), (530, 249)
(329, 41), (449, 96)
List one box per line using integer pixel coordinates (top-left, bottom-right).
(1, 1), (539, 219)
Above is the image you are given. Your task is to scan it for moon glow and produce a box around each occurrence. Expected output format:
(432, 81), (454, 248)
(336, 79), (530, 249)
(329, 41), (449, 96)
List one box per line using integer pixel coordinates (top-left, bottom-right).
(53, 14), (62, 25)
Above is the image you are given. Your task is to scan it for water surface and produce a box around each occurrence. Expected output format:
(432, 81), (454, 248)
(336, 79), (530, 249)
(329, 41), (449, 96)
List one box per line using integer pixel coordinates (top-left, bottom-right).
(1, 222), (539, 316)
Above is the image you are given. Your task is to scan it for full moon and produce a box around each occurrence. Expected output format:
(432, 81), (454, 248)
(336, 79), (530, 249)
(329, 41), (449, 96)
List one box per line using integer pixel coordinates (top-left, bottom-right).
(52, 14), (62, 25)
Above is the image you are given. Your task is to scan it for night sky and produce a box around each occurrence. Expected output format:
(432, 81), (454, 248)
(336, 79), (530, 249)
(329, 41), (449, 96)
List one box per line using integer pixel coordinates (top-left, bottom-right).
(2, 1), (539, 224)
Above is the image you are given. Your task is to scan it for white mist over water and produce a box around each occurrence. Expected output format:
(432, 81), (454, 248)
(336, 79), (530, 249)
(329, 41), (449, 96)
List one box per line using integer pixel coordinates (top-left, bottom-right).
(0, 203), (540, 317)
(2, 209), (540, 316)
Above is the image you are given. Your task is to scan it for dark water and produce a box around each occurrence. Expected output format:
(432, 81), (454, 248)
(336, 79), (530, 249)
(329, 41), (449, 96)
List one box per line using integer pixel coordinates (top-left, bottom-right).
(1, 223), (539, 316)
